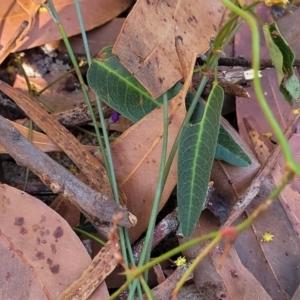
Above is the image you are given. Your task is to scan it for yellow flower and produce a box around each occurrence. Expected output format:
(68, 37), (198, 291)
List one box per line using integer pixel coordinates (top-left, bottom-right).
(261, 232), (274, 242)
(262, 132), (273, 138)
(174, 256), (187, 267)
(262, 0), (289, 7)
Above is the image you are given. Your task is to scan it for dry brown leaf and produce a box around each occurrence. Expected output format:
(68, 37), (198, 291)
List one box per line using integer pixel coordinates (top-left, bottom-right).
(56, 18), (125, 56)
(1, 120), (60, 153)
(113, 0), (225, 98)
(235, 180), (300, 299)
(57, 240), (119, 300)
(0, 0), (133, 52)
(292, 284), (300, 300)
(13, 74), (92, 113)
(0, 120), (98, 154)
(17, 0), (46, 40)
(0, 183), (108, 299)
(271, 134), (300, 241)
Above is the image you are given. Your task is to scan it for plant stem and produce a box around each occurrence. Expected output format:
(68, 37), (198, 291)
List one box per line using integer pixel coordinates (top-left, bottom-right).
(222, 0), (300, 176)
(72, 227), (105, 245)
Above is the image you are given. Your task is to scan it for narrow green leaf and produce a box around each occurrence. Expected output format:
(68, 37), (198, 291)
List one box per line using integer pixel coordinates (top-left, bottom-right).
(268, 23), (294, 77)
(186, 92), (251, 167)
(87, 46), (180, 122)
(263, 24), (284, 85)
(264, 22), (300, 103)
(88, 47), (250, 168)
(285, 74), (300, 100)
(215, 126), (251, 167)
(178, 84), (224, 236)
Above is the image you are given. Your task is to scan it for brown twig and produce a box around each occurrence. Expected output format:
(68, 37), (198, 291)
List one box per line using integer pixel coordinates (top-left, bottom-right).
(0, 21), (28, 65)
(0, 115), (135, 228)
(222, 113), (300, 228)
(0, 80), (112, 197)
(197, 56), (300, 69)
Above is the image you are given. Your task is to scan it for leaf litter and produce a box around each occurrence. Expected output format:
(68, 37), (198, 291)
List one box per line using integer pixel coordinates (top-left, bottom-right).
(1, 0), (300, 298)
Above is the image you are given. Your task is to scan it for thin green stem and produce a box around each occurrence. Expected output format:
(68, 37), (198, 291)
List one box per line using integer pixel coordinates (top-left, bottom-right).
(173, 234), (222, 295)
(47, 0), (134, 285)
(14, 54), (33, 191)
(138, 92), (169, 266)
(72, 0), (135, 286)
(139, 275), (154, 299)
(111, 169), (293, 298)
(214, 1), (260, 48)
(126, 92), (169, 299)
(109, 231), (219, 299)
(72, 227), (105, 245)
(37, 67), (80, 96)
(46, 0), (111, 177)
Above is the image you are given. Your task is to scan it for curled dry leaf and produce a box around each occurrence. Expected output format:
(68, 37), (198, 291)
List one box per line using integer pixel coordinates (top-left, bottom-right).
(113, 0), (225, 98)
(0, 184), (108, 299)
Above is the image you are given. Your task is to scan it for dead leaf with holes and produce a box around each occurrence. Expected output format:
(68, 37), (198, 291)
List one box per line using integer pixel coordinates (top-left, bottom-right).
(113, 0), (225, 98)
(0, 184), (108, 299)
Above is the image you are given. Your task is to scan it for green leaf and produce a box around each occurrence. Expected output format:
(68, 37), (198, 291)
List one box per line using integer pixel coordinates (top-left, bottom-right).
(263, 24), (284, 85)
(215, 126), (251, 167)
(285, 74), (300, 100)
(87, 46), (181, 122)
(88, 47), (250, 167)
(178, 84), (224, 236)
(185, 92), (251, 167)
(267, 23), (294, 77)
(263, 22), (300, 103)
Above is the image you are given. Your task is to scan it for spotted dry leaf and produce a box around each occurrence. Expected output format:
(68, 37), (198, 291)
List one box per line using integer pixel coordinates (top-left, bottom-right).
(57, 240), (120, 300)
(113, 0), (225, 98)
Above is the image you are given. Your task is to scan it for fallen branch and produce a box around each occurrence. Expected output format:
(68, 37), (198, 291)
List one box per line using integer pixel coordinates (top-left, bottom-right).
(0, 115), (136, 228)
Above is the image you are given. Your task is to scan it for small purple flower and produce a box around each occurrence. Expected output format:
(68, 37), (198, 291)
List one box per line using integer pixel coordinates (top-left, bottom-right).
(107, 111), (120, 125)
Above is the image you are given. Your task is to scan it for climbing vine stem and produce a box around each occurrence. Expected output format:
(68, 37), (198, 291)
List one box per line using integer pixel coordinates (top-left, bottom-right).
(222, 0), (300, 176)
